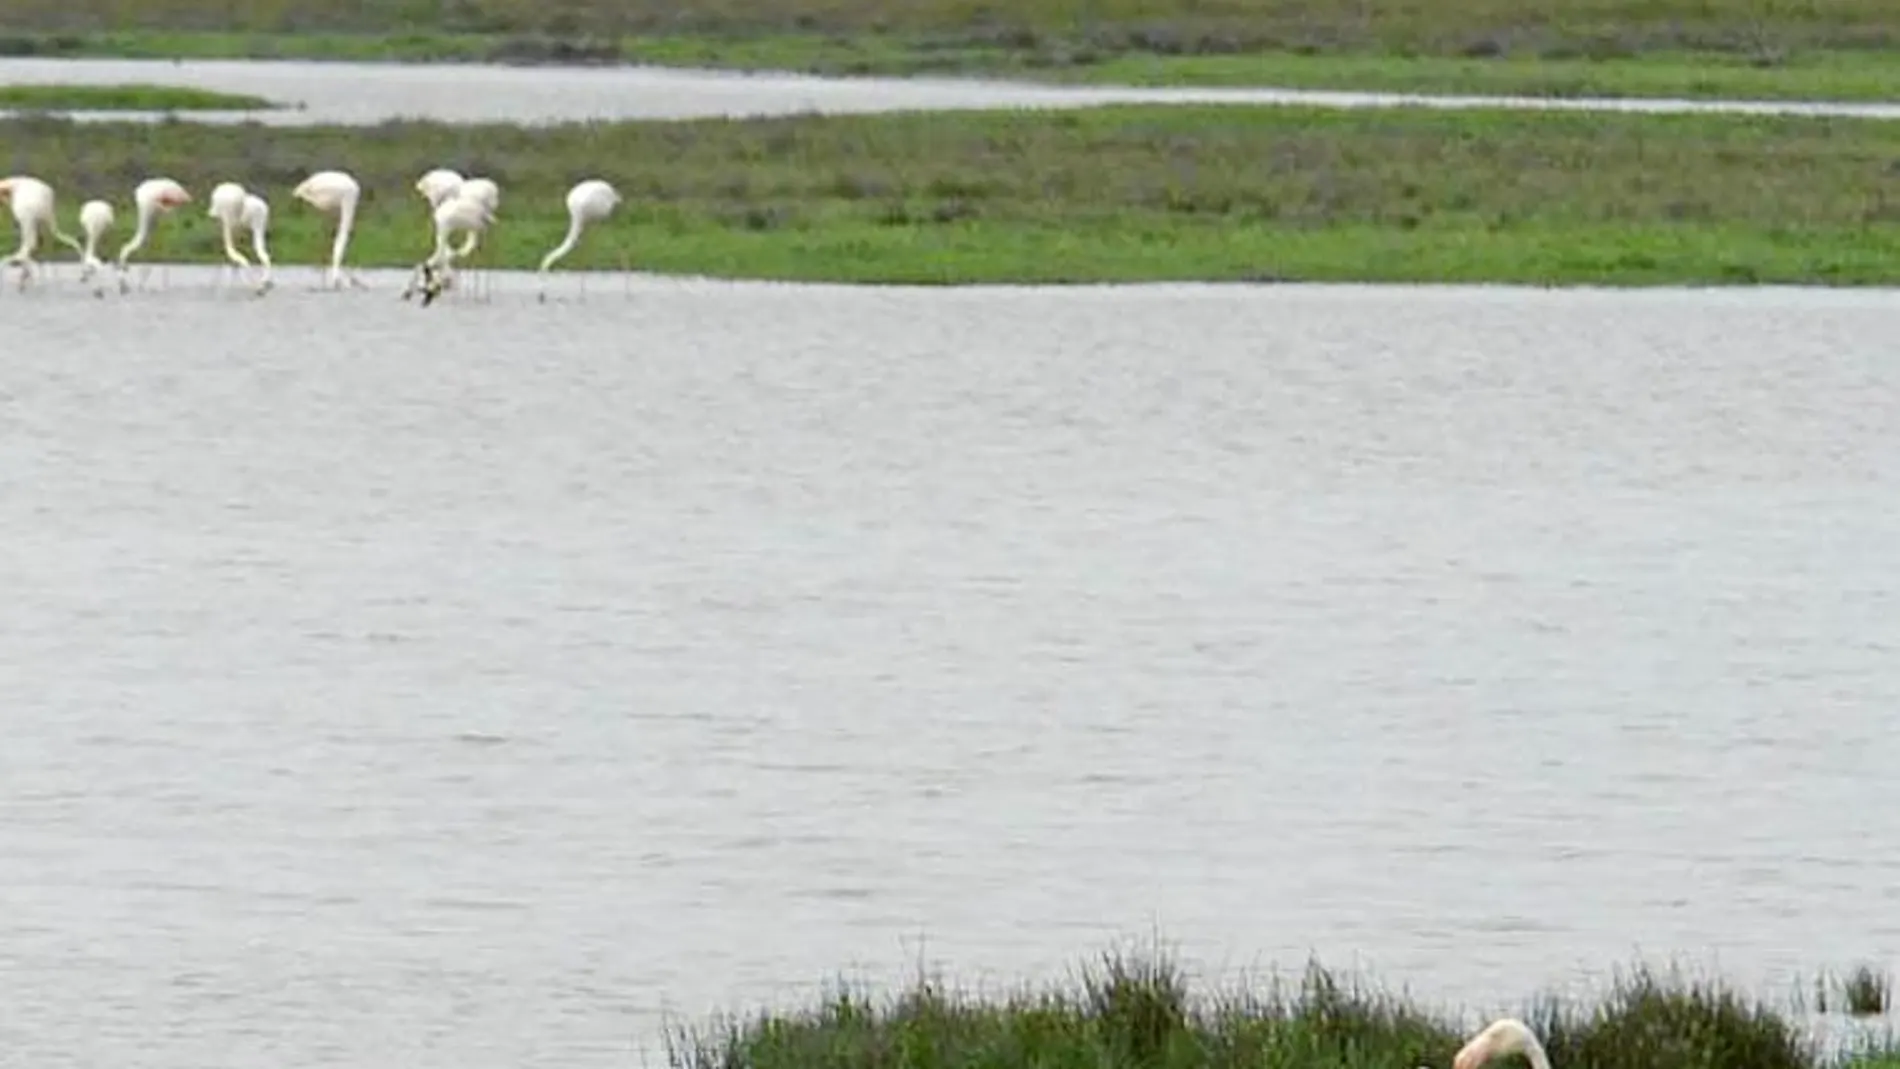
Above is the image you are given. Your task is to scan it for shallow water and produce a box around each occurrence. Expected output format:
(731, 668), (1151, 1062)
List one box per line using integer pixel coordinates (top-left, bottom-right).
(4, 269), (1900, 1067)
(4, 56), (1900, 125)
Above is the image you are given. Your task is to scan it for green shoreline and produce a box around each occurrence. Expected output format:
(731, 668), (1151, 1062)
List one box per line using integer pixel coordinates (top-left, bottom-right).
(8, 30), (1900, 103)
(0, 83), (278, 112)
(5, 104), (1898, 288)
(664, 947), (1895, 1069)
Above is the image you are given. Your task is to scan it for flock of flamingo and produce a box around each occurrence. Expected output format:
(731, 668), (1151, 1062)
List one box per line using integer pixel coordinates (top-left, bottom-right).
(0, 167), (622, 305)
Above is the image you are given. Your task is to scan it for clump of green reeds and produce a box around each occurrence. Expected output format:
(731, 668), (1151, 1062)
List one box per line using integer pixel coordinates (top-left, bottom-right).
(1529, 965), (1812, 1069)
(663, 943), (1887, 1069)
(1812, 967), (1892, 1019)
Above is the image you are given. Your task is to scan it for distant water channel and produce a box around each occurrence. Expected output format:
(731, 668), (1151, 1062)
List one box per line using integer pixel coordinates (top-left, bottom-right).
(4, 56), (1900, 125)
(3, 271), (1898, 1067)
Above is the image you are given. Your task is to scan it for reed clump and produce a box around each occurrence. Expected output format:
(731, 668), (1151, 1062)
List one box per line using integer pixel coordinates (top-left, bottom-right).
(664, 947), (1894, 1069)
(1815, 968), (1893, 1019)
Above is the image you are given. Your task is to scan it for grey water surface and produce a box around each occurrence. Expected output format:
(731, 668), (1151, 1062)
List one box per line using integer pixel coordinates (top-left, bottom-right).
(3, 269), (1898, 1066)
(4, 56), (1900, 125)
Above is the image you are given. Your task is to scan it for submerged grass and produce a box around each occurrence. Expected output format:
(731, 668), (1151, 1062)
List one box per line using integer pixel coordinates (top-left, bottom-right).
(1816, 969), (1894, 1019)
(5, 0), (1900, 99)
(3, 105), (1899, 286)
(0, 84), (277, 112)
(664, 945), (1898, 1069)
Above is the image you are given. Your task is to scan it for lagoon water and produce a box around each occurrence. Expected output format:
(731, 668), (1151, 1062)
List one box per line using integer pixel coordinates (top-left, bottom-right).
(2, 269), (1898, 1066)
(6, 56), (1900, 125)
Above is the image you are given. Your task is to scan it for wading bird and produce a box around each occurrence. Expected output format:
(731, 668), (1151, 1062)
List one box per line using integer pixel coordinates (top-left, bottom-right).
(0, 175), (84, 290)
(414, 167), (464, 243)
(402, 188), (496, 305)
(115, 177), (191, 294)
(208, 181), (274, 295)
(292, 169), (364, 289)
(538, 178), (621, 299)
(448, 176), (499, 258)
(1432, 1018), (1552, 1069)
(415, 168), (465, 208)
(412, 169), (500, 259)
(76, 199), (115, 294)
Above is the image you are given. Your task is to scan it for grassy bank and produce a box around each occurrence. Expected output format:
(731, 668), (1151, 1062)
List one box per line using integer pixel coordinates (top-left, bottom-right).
(5, 0), (1900, 101)
(4, 104), (1898, 286)
(0, 84), (276, 111)
(665, 948), (1895, 1069)
(10, 31), (1900, 102)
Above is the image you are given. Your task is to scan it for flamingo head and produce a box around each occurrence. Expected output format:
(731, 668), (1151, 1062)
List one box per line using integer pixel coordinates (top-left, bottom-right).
(0, 179), (12, 202)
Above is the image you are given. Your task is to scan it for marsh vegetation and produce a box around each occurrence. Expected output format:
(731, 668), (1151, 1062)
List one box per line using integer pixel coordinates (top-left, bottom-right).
(0, 84), (277, 112)
(664, 947), (1899, 1069)
(4, 104), (1897, 285)
(6, 0), (1899, 100)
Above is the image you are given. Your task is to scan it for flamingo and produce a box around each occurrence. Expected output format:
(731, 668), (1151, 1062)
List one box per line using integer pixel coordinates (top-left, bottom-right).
(0, 175), (84, 290)
(402, 188), (496, 305)
(114, 177), (191, 293)
(76, 199), (114, 295)
(538, 178), (621, 299)
(292, 169), (364, 289)
(1437, 1018), (1552, 1069)
(207, 181), (273, 295)
(414, 167), (463, 243)
(412, 170), (498, 259)
(449, 176), (499, 258)
(415, 168), (464, 208)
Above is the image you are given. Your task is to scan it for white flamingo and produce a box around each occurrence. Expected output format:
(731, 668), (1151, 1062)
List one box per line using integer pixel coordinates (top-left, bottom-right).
(538, 178), (621, 299)
(412, 170), (498, 258)
(415, 168), (464, 208)
(0, 175), (84, 289)
(292, 169), (364, 289)
(114, 177), (191, 294)
(449, 176), (499, 258)
(1431, 1018), (1552, 1069)
(207, 181), (273, 295)
(76, 199), (115, 295)
(403, 188), (497, 305)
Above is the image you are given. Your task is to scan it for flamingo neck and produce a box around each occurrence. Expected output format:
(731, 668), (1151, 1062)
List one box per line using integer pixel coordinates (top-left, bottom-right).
(331, 199), (356, 271)
(541, 218), (584, 272)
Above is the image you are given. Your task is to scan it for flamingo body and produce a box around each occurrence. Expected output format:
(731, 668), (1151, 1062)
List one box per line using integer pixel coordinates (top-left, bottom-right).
(1430, 1019), (1553, 1069)
(77, 198), (114, 286)
(293, 169), (364, 289)
(415, 168), (465, 207)
(403, 188), (496, 304)
(0, 175), (84, 288)
(114, 177), (191, 291)
(538, 179), (621, 292)
(450, 177), (499, 258)
(209, 181), (274, 294)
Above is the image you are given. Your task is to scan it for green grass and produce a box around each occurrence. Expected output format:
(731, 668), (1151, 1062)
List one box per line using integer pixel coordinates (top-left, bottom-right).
(8, 30), (1900, 102)
(665, 946), (1896, 1069)
(6, 104), (1900, 286)
(9, 0), (1900, 54)
(0, 83), (277, 112)
(5, 0), (1900, 101)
